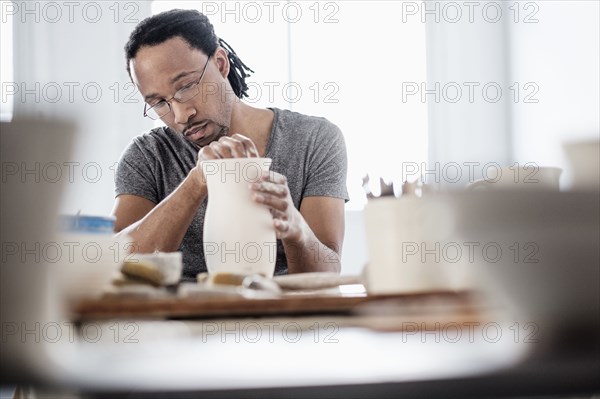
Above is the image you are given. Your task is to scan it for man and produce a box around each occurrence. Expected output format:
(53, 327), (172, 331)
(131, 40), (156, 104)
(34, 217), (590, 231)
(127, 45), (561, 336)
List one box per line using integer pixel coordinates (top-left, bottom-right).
(113, 9), (348, 281)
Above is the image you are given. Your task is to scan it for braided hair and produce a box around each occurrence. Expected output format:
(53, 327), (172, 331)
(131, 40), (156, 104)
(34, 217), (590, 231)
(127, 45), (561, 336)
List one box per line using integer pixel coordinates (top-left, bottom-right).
(125, 9), (254, 99)
(218, 38), (254, 98)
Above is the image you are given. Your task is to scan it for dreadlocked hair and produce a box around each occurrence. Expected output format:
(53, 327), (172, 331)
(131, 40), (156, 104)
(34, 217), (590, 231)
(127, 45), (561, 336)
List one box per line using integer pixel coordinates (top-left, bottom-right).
(218, 38), (254, 99)
(124, 9), (254, 99)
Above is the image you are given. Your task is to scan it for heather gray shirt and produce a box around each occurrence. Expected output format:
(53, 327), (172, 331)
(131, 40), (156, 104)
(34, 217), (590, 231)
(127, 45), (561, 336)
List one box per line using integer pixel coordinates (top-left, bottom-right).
(115, 108), (349, 281)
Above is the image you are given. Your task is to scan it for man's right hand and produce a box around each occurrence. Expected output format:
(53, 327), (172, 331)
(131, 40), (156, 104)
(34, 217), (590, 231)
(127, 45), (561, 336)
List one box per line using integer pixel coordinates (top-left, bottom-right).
(193, 133), (260, 186)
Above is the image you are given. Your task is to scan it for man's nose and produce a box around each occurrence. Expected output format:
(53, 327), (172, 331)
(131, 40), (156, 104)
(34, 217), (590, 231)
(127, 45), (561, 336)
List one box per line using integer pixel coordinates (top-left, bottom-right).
(172, 101), (196, 125)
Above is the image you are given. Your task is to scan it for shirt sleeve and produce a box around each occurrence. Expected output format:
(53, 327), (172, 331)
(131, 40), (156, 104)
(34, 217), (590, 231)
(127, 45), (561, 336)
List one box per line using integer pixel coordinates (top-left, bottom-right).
(114, 138), (159, 204)
(302, 120), (350, 202)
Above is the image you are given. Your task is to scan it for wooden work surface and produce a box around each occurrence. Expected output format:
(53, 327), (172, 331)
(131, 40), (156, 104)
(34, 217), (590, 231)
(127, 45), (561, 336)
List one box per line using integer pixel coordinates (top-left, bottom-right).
(72, 288), (479, 321)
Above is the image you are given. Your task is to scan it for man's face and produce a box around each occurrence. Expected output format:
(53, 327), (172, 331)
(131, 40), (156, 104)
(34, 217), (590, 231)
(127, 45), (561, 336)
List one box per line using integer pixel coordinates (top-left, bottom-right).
(130, 36), (234, 147)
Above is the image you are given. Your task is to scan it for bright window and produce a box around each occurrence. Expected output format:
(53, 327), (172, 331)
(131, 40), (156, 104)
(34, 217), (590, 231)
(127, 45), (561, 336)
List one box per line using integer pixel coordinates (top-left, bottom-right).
(1, 4), (14, 122)
(151, 1), (428, 210)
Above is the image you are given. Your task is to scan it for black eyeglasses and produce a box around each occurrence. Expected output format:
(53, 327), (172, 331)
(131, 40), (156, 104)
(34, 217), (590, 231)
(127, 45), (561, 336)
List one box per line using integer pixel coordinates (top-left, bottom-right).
(143, 55), (212, 120)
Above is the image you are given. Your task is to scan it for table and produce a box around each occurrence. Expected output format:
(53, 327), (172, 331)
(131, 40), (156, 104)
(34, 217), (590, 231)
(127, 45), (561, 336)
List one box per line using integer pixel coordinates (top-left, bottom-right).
(7, 286), (600, 398)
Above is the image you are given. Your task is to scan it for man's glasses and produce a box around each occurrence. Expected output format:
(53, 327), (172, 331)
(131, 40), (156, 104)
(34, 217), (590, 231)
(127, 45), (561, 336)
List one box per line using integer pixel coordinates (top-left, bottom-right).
(143, 55), (212, 120)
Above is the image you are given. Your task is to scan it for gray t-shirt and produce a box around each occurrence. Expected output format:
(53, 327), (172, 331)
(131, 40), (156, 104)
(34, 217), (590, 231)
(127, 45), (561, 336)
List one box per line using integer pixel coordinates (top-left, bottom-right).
(115, 107), (349, 281)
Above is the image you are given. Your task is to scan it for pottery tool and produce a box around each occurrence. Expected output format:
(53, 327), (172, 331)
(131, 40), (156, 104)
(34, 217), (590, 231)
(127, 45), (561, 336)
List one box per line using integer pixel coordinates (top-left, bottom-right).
(205, 272), (282, 295)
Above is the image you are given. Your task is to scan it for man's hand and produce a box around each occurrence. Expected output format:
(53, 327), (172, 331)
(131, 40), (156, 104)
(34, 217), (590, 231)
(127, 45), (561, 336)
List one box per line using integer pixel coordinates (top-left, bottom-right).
(249, 171), (343, 273)
(250, 171), (306, 243)
(192, 133), (260, 186)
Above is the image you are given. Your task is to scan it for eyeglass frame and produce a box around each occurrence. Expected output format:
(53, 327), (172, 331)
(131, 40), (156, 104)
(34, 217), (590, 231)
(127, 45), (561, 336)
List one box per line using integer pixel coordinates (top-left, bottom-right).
(143, 55), (212, 120)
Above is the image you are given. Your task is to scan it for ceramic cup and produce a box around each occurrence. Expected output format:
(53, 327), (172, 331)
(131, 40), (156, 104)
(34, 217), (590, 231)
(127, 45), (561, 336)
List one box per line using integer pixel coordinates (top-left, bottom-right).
(467, 165), (562, 191)
(201, 158), (276, 277)
(53, 214), (131, 300)
(363, 196), (472, 294)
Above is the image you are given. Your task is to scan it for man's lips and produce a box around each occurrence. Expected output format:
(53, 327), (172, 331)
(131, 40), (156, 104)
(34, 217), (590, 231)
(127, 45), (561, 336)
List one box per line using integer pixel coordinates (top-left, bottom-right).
(184, 122), (208, 141)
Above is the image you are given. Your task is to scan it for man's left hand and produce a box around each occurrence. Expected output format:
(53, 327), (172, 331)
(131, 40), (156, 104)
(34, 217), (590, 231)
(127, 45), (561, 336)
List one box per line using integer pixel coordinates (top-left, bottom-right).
(250, 171), (305, 242)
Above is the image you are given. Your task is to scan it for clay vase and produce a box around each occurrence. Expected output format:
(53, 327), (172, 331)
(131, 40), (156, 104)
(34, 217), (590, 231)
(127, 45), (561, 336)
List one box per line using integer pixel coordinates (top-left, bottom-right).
(201, 158), (276, 277)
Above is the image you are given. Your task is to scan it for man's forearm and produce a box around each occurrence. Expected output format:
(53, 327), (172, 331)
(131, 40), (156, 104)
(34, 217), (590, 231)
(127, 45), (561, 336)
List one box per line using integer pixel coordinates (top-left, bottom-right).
(282, 228), (341, 273)
(117, 173), (207, 253)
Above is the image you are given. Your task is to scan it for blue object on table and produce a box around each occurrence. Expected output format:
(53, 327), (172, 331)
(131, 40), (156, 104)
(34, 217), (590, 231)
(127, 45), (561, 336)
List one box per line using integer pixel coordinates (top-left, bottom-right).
(58, 214), (116, 234)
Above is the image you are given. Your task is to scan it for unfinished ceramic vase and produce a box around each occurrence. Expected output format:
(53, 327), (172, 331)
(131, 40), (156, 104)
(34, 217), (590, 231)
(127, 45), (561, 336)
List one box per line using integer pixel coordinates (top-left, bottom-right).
(201, 158), (276, 277)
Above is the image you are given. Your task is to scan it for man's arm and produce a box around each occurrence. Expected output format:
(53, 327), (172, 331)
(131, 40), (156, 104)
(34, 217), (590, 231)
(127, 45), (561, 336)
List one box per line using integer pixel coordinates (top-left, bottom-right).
(112, 172), (207, 253)
(286, 196), (344, 273)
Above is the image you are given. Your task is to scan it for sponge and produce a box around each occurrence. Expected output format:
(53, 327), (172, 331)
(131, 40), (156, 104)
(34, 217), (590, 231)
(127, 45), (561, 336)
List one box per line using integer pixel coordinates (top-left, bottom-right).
(121, 252), (183, 286)
(121, 260), (165, 286)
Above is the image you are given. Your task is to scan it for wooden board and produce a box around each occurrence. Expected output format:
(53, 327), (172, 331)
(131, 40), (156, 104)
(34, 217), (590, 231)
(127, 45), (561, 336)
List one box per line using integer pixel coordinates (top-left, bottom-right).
(72, 290), (476, 321)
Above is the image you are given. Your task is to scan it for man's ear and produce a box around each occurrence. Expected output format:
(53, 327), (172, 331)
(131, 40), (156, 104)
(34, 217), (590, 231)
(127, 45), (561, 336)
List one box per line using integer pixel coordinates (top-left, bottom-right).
(214, 47), (230, 79)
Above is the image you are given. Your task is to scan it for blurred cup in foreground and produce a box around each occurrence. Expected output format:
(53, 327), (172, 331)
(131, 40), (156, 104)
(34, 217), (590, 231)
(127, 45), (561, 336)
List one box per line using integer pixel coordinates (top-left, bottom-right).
(54, 214), (129, 301)
(449, 191), (599, 352)
(1, 118), (75, 381)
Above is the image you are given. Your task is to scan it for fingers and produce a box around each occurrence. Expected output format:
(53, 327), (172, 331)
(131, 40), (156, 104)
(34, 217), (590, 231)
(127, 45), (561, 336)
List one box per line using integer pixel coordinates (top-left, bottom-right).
(215, 136), (244, 158)
(258, 170), (287, 185)
(270, 208), (287, 220)
(252, 191), (288, 212)
(273, 219), (289, 239)
(251, 181), (288, 197)
(195, 135), (262, 188)
(197, 145), (221, 161)
(248, 171), (299, 240)
(231, 134), (260, 157)
(202, 134), (260, 159)
(267, 203), (289, 238)
(251, 173), (290, 212)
